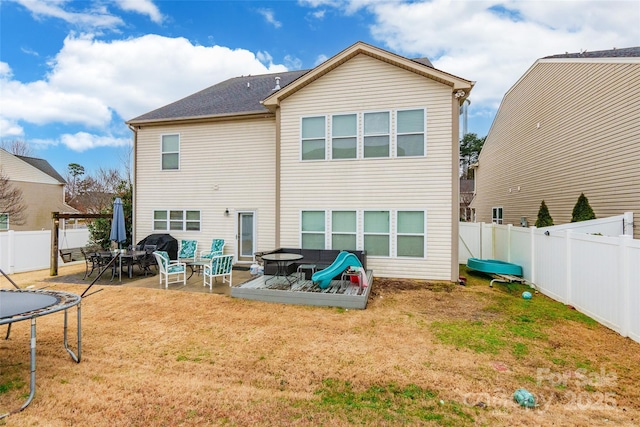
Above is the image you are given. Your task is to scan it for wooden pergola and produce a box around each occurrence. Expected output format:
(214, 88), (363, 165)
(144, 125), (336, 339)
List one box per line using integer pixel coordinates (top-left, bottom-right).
(50, 212), (111, 276)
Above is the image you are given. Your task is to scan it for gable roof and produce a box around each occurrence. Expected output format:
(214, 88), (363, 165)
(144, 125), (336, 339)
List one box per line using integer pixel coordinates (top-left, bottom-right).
(543, 46), (640, 59)
(128, 41), (472, 125)
(263, 41), (473, 109)
(1, 149), (66, 184)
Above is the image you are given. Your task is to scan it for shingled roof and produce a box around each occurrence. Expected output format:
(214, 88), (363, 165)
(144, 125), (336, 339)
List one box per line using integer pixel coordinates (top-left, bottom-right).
(128, 69), (309, 124)
(15, 154), (66, 184)
(544, 46), (640, 59)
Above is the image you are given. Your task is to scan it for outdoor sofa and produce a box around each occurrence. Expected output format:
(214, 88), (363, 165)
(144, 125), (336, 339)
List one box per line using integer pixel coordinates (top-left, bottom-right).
(256, 248), (367, 281)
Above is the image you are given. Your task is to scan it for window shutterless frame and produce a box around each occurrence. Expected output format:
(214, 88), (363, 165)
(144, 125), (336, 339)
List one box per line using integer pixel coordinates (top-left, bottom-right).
(161, 134), (180, 170)
(396, 108), (426, 157)
(300, 116), (326, 161)
(153, 209), (201, 231)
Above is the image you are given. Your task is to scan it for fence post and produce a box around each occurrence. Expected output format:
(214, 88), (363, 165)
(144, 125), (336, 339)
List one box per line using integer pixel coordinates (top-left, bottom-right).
(7, 230), (15, 274)
(530, 226), (537, 285)
(565, 229), (572, 304)
(623, 212), (634, 236)
(507, 224), (512, 262)
(619, 235), (631, 337)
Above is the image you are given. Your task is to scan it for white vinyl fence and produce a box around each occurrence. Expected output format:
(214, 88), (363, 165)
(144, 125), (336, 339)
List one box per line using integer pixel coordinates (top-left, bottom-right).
(0, 228), (91, 274)
(459, 213), (640, 344)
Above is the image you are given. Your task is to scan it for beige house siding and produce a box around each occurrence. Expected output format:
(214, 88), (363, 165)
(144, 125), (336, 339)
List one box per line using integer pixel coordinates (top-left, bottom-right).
(278, 54), (457, 280)
(472, 59), (640, 237)
(1, 150), (73, 231)
(8, 181), (70, 231)
(134, 117), (277, 256)
(0, 150), (60, 184)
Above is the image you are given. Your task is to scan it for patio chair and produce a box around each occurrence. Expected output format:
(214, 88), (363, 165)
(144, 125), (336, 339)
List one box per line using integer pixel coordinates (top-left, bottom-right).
(199, 239), (225, 260)
(81, 248), (102, 279)
(203, 254), (234, 289)
(138, 244), (157, 276)
(178, 239), (198, 262)
(153, 251), (186, 288)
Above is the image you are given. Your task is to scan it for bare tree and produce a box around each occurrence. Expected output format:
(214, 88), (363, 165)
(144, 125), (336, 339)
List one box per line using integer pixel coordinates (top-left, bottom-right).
(66, 165), (126, 213)
(1, 140), (33, 157)
(0, 168), (27, 227)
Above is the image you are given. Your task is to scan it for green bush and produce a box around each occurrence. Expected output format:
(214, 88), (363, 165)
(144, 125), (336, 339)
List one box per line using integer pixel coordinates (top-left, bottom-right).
(571, 193), (596, 222)
(535, 200), (554, 228)
(88, 181), (132, 249)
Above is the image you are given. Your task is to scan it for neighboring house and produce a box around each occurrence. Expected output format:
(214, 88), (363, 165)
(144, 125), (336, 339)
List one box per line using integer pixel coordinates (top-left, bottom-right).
(127, 42), (473, 281)
(471, 47), (640, 237)
(460, 179), (474, 222)
(0, 148), (78, 231)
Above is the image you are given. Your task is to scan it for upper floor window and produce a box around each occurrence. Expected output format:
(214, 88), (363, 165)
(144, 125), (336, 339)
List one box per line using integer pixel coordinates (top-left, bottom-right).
(364, 210), (390, 256)
(154, 210), (200, 231)
(397, 109), (425, 157)
(0, 213), (8, 230)
(397, 211), (425, 257)
(364, 112), (390, 158)
(301, 210), (325, 249)
(301, 116), (326, 161)
(492, 207), (503, 224)
(161, 134), (180, 170)
(331, 114), (357, 159)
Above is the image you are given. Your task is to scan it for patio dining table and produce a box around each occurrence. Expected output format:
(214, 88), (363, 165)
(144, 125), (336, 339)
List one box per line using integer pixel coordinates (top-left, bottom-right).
(262, 253), (303, 286)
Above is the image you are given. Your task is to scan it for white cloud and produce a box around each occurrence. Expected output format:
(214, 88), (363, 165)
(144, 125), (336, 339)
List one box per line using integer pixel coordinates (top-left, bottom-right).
(321, 0), (640, 120)
(257, 8), (282, 28)
(0, 34), (289, 143)
(284, 55), (303, 70)
(0, 118), (24, 137)
(60, 132), (131, 152)
(113, 0), (164, 24)
(10, 0), (124, 29)
(314, 54), (329, 66)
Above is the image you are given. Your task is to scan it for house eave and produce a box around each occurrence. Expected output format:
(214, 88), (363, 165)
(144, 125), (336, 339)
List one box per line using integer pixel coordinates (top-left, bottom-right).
(126, 110), (274, 127)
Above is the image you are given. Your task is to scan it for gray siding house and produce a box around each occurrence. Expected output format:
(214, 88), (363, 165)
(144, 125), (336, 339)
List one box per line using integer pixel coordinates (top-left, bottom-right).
(471, 47), (640, 237)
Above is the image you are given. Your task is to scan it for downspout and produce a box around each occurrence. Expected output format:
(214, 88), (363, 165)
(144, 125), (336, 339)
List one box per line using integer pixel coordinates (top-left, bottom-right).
(127, 124), (138, 244)
(451, 90), (466, 282)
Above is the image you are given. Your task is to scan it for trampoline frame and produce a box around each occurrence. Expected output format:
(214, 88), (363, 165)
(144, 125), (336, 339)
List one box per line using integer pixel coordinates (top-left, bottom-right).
(0, 289), (82, 419)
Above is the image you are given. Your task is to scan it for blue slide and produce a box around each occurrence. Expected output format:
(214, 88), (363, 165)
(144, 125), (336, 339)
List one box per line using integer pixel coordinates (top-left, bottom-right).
(312, 251), (363, 289)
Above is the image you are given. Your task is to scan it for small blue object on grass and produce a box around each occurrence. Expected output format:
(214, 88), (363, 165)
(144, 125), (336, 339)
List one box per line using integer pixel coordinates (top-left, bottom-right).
(522, 291), (532, 300)
(513, 388), (536, 407)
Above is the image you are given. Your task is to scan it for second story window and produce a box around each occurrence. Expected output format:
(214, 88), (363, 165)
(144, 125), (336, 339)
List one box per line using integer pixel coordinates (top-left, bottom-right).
(364, 111), (390, 158)
(301, 116), (326, 161)
(331, 114), (357, 159)
(161, 134), (180, 170)
(397, 109), (425, 157)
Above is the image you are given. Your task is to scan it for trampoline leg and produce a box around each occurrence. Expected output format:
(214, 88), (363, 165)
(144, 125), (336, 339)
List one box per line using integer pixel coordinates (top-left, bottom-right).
(0, 319), (37, 419)
(4, 323), (11, 340)
(63, 304), (82, 363)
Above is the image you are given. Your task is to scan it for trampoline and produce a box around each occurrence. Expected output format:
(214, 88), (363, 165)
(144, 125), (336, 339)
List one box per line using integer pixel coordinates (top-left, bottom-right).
(0, 288), (82, 418)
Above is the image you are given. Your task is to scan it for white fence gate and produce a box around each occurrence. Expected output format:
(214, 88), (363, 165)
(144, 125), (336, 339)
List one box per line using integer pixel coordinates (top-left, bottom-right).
(459, 213), (640, 344)
(0, 229), (91, 274)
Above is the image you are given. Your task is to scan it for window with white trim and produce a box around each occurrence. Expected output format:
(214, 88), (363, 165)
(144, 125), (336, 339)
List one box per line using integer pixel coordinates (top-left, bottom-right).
(0, 213), (8, 230)
(363, 112), (390, 158)
(331, 210), (357, 250)
(301, 116), (326, 161)
(301, 210), (325, 249)
(364, 210), (390, 256)
(331, 114), (357, 159)
(397, 211), (425, 257)
(492, 207), (503, 224)
(397, 109), (425, 157)
(154, 210), (200, 231)
(161, 134), (180, 170)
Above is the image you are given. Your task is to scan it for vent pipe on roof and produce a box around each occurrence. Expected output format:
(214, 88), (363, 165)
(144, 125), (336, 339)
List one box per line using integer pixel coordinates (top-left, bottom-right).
(273, 76), (281, 91)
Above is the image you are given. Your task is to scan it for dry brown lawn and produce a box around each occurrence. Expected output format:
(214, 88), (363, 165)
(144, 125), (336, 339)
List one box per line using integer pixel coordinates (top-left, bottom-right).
(1, 264), (639, 426)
